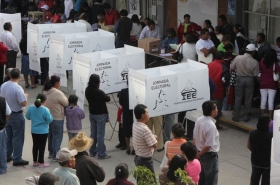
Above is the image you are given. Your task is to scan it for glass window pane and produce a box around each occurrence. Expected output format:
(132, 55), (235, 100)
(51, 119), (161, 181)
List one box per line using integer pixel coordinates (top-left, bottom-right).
(245, 13), (268, 42)
(271, 0), (280, 15)
(248, 0), (269, 13)
(268, 17), (280, 44)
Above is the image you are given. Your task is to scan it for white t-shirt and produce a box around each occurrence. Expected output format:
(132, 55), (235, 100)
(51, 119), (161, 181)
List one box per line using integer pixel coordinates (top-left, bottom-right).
(130, 23), (143, 40)
(195, 38), (215, 56)
(193, 116), (220, 152)
(179, 42), (197, 62)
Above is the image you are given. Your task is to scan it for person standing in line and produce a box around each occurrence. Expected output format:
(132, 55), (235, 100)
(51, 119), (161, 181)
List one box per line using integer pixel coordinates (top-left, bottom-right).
(196, 28), (216, 63)
(254, 33), (271, 61)
(91, 0), (104, 24)
(103, 3), (120, 25)
(106, 163), (134, 185)
(85, 74), (111, 159)
(231, 44), (259, 122)
(43, 75), (68, 161)
(130, 14), (142, 44)
(1, 68), (29, 166)
(139, 20), (161, 40)
(203, 20), (214, 32)
(218, 14), (235, 44)
(0, 42), (8, 86)
(0, 96), (11, 174)
(0, 22), (19, 70)
(25, 93), (53, 168)
(65, 94), (85, 141)
(193, 101), (220, 185)
(114, 9), (132, 48)
(247, 115), (273, 185)
(133, 104), (158, 182)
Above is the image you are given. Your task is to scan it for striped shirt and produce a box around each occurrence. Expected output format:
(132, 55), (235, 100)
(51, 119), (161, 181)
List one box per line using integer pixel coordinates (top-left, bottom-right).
(166, 138), (186, 161)
(133, 121), (157, 158)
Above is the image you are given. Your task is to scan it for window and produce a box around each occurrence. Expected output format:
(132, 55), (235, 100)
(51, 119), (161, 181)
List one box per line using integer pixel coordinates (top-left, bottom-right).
(244, 0), (280, 44)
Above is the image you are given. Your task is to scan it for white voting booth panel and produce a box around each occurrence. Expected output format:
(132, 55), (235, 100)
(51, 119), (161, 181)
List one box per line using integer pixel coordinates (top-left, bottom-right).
(0, 13), (21, 45)
(49, 34), (90, 86)
(101, 45), (145, 90)
(72, 53), (91, 109)
(274, 110), (280, 163)
(27, 22), (86, 72)
(129, 61), (210, 117)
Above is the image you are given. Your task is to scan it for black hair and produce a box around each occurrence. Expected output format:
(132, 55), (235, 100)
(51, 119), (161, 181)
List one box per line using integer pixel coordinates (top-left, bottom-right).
(134, 104), (147, 120)
(257, 33), (266, 40)
(81, 13), (88, 21)
(103, 3), (111, 9)
(3, 22), (12, 31)
(68, 94), (78, 105)
(263, 49), (277, 68)
(186, 34), (197, 44)
(144, 17), (151, 21)
(222, 35), (231, 42)
(215, 26), (224, 35)
(275, 104), (280, 110)
(148, 20), (155, 26)
(58, 161), (69, 167)
(166, 154), (187, 182)
(82, 1), (89, 8)
(161, 59), (171, 66)
(200, 28), (209, 35)
(218, 14), (227, 22)
(224, 43), (234, 51)
(257, 115), (270, 131)
(209, 32), (220, 47)
(276, 37), (280, 43)
(120, 9), (128, 17)
(171, 123), (185, 138)
(115, 163), (129, 184)
(87, 74), (100, 88)
(131, 14), (140, 24)
(67, 9), (77, 21)
(233, 24), (245, 35)
(180, 142), (197, 161)
(204, 20), (214, 32)
(43, 75), (60, 91)
(215, 51), (224, 60)
(34, 93), (47, 108)
(96, 0), (102, 2)
(55, 8), (63, 14)
(167, 28), (176, 37)
(183, 14), (190, 19)
(10, 68), (20, 79)
(202, 101), (217, 116)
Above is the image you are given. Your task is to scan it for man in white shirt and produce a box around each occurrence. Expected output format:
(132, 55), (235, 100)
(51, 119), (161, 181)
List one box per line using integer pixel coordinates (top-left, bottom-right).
(139, 20), (161, 40)
(0, 22), (19, 70)
(193, 101), (220, 185)
(196, 28), (216, 64)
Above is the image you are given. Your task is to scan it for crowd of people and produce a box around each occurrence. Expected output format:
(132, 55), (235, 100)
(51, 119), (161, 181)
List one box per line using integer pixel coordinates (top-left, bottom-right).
(0, 0), (277, 185)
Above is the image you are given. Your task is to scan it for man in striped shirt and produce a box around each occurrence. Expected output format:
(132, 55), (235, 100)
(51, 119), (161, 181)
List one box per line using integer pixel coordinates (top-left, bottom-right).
(133, 104), (157, 180)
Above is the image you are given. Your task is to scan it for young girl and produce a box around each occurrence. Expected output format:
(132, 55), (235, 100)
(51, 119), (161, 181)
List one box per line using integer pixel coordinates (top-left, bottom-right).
(106, 163), (134, 185)
(26, 93), (53, 168)
(65, 94), (85, 141)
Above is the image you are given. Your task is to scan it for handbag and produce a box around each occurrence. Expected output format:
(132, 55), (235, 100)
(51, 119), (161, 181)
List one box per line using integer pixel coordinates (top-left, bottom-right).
(160, 141), (170, 170)
(273, 63), (279, 81)
(172, 44), (183, 62)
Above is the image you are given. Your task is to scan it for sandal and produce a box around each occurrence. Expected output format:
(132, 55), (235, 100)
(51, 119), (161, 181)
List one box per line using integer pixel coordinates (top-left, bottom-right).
(25, 85), (30, 88)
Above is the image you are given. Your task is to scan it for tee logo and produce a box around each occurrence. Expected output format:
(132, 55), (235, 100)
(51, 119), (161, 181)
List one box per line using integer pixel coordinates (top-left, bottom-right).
(181, 80), (197, 100)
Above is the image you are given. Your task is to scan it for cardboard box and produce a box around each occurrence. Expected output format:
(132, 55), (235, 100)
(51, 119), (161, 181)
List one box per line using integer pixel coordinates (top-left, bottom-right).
(138, 37), (161, 53)
(101, 25), (114, 32)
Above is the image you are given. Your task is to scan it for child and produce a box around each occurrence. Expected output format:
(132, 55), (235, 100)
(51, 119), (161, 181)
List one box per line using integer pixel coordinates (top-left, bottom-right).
(106, 163), (134, 185)
(181, 142), (201, 185)
(65, 94), (85, 141)
(26, 93), (53, 168)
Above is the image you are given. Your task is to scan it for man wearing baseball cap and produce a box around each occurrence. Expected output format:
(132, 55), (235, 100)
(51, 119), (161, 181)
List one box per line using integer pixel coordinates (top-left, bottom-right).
(52, 148), (80, 185)
(231, 44), (259, 122)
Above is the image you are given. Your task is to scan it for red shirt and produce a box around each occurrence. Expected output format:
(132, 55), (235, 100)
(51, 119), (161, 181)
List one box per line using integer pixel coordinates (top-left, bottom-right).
(259, 59), (280, 90)
(38, 0), (53, 10)
(177, 22), (201, 42)
(51, 14), (62, 23)
(104, 8), (120, 25)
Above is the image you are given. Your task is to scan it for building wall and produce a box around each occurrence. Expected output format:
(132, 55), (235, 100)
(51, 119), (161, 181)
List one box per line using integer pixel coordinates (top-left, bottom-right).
(166, 0), (178, 30)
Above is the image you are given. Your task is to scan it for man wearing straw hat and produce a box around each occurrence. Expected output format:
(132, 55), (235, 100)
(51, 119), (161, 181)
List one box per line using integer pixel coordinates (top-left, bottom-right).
(69, 132), (105, 185)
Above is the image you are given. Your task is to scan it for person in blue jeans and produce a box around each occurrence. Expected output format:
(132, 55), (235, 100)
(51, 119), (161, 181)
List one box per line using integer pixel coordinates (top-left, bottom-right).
(0, 97), (11, 174)
(43, 75), (68, 161)
(85, 74), (111, 159)
(26, 93), (53, 168)
(1, 68), (29, 166)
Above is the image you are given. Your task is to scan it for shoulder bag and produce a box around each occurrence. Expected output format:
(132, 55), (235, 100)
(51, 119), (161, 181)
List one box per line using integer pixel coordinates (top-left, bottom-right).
(273, 63), (279, 81)
(172, 43), (183, 62)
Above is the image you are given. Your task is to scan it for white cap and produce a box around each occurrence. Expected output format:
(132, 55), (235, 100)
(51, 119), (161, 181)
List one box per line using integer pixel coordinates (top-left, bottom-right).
(41, 4), (49, 10)
(246, 44), (257, 51)
(56, 148), (77, 162)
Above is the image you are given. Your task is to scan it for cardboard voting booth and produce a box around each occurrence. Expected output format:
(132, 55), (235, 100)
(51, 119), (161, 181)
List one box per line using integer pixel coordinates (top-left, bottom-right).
(0, 13), (21, 45)
(274, 110), (280, 163)
(27, 22), (87, 72)
(129, 61), (210, 117)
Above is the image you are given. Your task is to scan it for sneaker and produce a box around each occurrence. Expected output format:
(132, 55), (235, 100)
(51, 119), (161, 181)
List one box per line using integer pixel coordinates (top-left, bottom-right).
(48, 155), (52, 159)
(120, 146), (127, 150)
(13, 160), (29, 166)
(33, 162), (39, 166)
(7, 157), (12, 162)
(98, 155), (111, 160)
(115, 143), (122, 148)
(38, 163), (50, 168)
(90, 153), (97, 157)
(131, 149), (135, 155)
(51, 158), (58, 162)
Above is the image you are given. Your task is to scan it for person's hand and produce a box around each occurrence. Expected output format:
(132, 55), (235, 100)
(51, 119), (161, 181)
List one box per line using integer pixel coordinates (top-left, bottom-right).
(25, 93), (28, 99)
(154, 135), (158, 140)
(196, 152), (201, 159)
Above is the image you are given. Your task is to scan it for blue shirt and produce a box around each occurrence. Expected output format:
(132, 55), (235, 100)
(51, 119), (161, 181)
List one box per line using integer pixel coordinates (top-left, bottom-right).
(26, 105), (53, 134)
(161, 37), (179, 50)
(1, 81), (26, 112)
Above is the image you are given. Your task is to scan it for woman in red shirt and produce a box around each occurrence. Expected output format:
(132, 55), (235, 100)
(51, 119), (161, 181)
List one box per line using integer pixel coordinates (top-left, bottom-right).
(259, 49), (280, 118)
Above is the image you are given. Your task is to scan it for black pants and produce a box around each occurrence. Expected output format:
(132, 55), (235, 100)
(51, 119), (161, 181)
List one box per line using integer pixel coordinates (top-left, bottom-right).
(5, 50), (17, 70)
(40, 58), (49, 85)
(178, 111), (186, 128)
(250, 166), (270, 185)
(31, 133), (48, 163)
(0, 65), (4, 86)
(118, 123), (125, 147)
